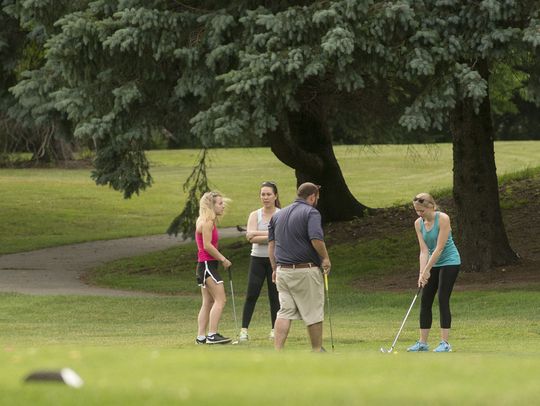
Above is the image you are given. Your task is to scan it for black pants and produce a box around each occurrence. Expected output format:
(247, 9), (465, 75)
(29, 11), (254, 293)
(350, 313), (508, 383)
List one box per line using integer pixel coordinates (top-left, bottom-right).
(420, 265), (460, 329)
(242, 256), (280, 329)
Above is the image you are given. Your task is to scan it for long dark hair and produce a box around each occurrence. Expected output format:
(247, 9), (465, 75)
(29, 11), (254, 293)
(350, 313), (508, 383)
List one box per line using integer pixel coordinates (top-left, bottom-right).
(261, 181), (281, 208)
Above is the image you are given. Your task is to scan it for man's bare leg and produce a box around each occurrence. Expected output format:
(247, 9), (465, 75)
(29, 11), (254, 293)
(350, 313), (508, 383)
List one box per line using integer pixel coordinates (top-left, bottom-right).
(307, 321), (323, 352)
(274, 318), (291, 350)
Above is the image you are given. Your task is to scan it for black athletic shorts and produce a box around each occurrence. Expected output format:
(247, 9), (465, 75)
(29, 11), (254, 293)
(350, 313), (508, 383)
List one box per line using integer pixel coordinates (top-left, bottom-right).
(196, 260), (223, 287)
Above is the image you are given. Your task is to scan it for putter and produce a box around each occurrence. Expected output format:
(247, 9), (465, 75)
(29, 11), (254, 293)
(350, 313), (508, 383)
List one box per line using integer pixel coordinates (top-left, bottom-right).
(380, 286), (422, 354)
(324, 273), (335, 352)
(227, 267), (240, 345)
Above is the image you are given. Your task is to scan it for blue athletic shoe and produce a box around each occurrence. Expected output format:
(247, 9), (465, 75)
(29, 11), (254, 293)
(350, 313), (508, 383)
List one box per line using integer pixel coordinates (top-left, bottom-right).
(433, 341), (452, 352)
(407, 341), (429, 352)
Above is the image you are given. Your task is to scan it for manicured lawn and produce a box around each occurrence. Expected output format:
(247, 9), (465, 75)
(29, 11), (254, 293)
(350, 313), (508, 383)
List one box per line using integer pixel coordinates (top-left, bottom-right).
(2, 145), (540, 404)
(1, 141), (539, 254)
(1, 289), (539, 405)
(56, 213), (537, 405)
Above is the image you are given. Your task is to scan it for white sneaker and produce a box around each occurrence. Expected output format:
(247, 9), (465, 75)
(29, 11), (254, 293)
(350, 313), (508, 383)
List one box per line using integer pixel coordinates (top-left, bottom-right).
(268, 329), (275, 340)
(239, 328), (249, 341)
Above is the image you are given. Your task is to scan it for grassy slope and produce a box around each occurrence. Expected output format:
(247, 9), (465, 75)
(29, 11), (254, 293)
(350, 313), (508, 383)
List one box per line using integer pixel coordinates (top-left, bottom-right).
(1, 141), (539, 254)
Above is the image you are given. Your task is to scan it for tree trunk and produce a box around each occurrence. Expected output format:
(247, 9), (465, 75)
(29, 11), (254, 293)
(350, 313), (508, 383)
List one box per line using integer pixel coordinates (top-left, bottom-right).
(268, 105), (369, 222)
(30, 123), (74, 163)
(451, 60), (518, 272)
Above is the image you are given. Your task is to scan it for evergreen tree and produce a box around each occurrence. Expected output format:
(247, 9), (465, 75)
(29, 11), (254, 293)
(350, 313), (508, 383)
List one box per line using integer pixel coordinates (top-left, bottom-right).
(0, 3), (26, 156)
(1, 0), (87, 162)
(494, 52), (540, 139)
(10, 0), (540, 270)
(390, 1), (540, 271)
(31, 1), (386, 212)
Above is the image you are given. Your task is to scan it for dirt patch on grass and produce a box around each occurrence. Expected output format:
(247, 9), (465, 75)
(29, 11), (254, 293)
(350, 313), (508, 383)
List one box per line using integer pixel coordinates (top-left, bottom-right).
(326, 174), (540, 292)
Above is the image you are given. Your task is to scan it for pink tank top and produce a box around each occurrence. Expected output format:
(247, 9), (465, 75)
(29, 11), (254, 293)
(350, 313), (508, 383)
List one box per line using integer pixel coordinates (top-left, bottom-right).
(196, 224), (219, 262)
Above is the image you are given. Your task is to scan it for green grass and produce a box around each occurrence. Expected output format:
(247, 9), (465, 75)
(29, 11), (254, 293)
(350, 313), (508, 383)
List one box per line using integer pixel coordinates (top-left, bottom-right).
(85, 234), (420, 294)
(1, 289), (539, 405)
(62, 232), (538, 404)
(2, 349), (538, 404)
(2, 143), (540, 404)
(60, 210), (538, 404)
(1, 141), (539, 254)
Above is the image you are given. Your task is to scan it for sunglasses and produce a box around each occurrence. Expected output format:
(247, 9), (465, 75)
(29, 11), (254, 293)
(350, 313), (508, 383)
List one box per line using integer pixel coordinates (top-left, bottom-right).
(413, 197), (432, 205)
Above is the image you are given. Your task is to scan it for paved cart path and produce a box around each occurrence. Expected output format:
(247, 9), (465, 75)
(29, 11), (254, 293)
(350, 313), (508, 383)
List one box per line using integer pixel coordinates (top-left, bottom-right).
(0, 228), (243, 296)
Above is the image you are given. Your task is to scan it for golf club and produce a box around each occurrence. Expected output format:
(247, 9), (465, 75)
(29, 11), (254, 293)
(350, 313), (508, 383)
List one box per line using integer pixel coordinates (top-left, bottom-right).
(227, 267), (240, 345)
(380, 286), (422, 354)
(324, 273), (335, 352)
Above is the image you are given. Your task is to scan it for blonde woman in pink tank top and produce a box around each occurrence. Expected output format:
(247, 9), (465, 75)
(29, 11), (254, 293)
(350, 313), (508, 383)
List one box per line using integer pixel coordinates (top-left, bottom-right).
(194, 191), (232, 345)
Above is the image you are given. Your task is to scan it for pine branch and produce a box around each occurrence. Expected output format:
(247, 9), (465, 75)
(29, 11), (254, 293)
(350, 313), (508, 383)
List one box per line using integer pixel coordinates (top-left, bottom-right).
(166, 148), (210, 238)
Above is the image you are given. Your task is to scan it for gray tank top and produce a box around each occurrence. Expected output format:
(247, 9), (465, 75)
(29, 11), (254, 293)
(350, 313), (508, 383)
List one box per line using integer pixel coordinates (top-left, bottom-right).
(251, 208), (280, 257)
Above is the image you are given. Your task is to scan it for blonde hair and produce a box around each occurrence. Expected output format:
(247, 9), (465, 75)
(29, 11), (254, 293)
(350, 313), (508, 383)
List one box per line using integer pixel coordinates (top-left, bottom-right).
(197, 191), (230, 223)
(413, 192), (438, 210)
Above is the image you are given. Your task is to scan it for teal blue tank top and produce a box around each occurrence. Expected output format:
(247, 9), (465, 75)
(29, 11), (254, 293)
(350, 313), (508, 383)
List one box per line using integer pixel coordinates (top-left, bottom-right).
(420, 212), (461, 266)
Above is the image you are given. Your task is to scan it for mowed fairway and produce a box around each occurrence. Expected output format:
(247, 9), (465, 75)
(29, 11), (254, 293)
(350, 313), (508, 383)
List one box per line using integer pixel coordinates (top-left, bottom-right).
(1, 142), (540, 404)
(1, 141), (539, 254)
(0, 290), (539, 405)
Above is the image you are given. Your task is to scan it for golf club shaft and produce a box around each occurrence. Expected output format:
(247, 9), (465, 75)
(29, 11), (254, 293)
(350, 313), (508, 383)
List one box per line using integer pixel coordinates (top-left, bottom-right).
(228, 267), (238, 331)
(389, 286), (422, 350)
(324, 273), (335, 351)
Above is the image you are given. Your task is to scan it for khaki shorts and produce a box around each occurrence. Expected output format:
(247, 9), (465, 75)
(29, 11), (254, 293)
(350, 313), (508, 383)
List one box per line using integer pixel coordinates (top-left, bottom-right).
(275, 265), (324, 326)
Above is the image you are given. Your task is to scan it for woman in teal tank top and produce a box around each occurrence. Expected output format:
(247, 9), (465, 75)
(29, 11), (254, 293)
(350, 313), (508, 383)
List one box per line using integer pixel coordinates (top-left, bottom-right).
(407, 193), (461, 353)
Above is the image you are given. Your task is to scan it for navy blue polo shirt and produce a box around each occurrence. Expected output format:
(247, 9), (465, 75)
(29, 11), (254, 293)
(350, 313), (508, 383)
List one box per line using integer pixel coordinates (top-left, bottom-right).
(268, 198), (324, 266)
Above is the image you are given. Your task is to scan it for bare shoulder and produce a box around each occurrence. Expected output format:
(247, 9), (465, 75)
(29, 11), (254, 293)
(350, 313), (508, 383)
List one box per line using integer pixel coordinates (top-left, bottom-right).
(438, 212), (451, 223)
(246, 210), (258, 229)
(199, 219), (213, 233)
(414, 217), (422, 228)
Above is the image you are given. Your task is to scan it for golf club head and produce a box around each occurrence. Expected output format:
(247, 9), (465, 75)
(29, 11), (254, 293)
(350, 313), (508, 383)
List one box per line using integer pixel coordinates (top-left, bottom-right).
(380, 347), (391, 354)
(231, 340), (239, 345)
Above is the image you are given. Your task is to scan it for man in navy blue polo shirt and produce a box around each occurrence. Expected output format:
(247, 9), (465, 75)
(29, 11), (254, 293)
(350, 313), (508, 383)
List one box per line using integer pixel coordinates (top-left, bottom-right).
(268, 182), (331, 352)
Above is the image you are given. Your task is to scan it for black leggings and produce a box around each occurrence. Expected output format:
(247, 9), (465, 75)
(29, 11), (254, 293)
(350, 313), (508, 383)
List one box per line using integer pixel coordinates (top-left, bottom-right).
(420, 265), (460, 329)
(242, 256), (280, 329)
